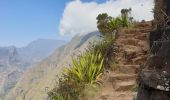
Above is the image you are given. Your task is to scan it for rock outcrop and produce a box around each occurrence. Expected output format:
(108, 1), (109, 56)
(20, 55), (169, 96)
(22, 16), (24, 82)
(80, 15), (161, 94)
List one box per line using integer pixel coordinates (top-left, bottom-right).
(154, 0), (170, 29)
(137, 41), (170, 100)
(137, 0), (170, 100)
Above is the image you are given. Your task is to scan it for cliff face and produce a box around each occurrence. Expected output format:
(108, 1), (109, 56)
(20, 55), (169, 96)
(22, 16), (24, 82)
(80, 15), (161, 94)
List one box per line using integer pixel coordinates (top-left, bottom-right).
(137, 1), (170, 100)
(5, 31), (100, 100)
(154, 0), (170, 28)
(150, 0), (170, 48)
(154, 0), (166, 28)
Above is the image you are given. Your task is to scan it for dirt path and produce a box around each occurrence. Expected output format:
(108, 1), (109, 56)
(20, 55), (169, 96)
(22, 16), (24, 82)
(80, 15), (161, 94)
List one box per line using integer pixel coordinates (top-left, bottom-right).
(95, 22), (152, 100)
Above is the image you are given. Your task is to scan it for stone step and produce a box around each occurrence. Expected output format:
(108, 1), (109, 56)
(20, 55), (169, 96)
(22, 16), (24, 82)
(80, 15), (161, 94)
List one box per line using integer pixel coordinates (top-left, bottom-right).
(122, 29), (144, 34)
(109, 73), (136, 82)
(118, 33), (135, 38)
(132, 55), (147, 65)
(137, 41), (149, 51)
(115, 64), (140, 74)
(135, 33), (148, 40)
(123, 45), (141, 60)
(98, 91), (134, 100)
(119, 33), (147, 41)
(139, 28), (152, 33)
(117, 38), (139, 46)
(115, 81), (135, 91)
(123, 28), (151, 34)
(123, 45), (141, 52)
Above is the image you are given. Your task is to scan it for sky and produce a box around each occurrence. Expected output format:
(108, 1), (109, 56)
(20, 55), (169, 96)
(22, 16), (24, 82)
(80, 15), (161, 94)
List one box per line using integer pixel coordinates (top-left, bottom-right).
(0, 0), (154, 47)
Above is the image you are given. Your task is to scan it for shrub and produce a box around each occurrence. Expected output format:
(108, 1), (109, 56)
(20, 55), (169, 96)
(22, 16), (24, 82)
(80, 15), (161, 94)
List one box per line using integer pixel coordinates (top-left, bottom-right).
(132, 82), (139, 92)
(96, 8), (133, 41)
(96, 13), (111, 36)
(120, 16), (129, 27)
(64, 51), (104, 84)
(88, 37), (115, 69)
(48, 50), (104, 100)
(48, 78), (84, 100)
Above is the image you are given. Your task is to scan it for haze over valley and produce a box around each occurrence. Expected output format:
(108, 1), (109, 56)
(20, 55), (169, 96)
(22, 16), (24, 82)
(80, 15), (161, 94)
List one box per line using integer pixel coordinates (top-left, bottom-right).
(0, 39), (66, 99)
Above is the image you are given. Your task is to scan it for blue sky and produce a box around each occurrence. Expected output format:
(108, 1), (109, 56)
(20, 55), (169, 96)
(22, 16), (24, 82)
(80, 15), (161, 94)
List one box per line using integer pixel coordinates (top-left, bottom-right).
(0, 0), (106, 47)
(0, 0), (153, 47)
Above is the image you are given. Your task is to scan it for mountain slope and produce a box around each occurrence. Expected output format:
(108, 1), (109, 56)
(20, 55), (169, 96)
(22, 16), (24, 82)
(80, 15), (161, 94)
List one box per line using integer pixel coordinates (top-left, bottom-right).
(0, 46), (19, 67)
(6, 31), (100, 100)
(17, 39), (66, 66)
(0, 39), (66, 100)
(0, 46), (22, 99)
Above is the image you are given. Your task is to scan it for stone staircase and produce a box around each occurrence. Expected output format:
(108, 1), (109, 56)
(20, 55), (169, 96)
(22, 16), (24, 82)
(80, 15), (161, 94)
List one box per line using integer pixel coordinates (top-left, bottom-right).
(95, 22), (152, 100)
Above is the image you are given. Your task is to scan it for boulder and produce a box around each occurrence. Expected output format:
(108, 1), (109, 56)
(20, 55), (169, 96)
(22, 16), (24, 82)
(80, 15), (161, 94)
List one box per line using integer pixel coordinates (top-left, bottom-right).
(137, 33), (170, 100)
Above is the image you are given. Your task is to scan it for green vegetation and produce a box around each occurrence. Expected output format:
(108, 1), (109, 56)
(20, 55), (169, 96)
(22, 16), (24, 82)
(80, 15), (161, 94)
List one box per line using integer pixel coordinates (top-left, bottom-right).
(95, 8), (133, 69)
(48, 77), (84, 100)
(48, 51), (104, 100)
(48, 8), (133, 100)
(97, 8), (133, 39)
(132, 82), (139, 92)
(64, 51), (104, 85)
(88, 38), (114, 69)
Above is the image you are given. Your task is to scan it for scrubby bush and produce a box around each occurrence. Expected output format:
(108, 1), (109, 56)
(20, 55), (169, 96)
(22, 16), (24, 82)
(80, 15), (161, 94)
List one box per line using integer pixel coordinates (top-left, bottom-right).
(48, 78), (84, 100)
(88, 38), (115, 69)
(48, 51), (104, 100)
(96, 13), (111, 36)
(64, 51), (104, 84)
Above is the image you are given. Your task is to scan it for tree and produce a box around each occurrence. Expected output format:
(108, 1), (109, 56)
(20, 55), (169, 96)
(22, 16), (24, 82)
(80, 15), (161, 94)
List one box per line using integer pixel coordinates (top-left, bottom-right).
(96, 9), (133, 39)
(121, 8), (132, 18)
(96, 13), (112, 36)
(120, 8), (132, 27)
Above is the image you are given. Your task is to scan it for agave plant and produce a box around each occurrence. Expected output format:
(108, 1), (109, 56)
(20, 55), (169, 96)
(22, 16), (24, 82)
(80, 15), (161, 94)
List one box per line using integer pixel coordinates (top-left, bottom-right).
(108, 18), (118, 31)
(120, 15), (129, 27)
(64, 51), (104, 85)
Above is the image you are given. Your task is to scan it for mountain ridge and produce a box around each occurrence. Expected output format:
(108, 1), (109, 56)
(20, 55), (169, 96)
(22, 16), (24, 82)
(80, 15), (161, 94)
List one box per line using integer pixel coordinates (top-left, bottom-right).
(5, 31), (100, 100)
(0, 39), (66, 100)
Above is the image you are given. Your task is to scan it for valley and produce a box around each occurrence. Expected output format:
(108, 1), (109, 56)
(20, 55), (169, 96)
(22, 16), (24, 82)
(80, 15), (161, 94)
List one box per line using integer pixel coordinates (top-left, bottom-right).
(0, 39), (66, 100)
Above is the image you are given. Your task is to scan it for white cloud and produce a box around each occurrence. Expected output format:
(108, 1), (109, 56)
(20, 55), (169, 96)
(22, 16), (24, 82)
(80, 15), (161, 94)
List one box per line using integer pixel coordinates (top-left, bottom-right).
(59, 0), (154, 35)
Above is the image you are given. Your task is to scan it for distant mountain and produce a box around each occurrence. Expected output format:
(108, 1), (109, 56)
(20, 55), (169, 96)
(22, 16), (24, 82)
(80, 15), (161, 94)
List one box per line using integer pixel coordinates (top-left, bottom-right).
(0, 39), (66, 100)
(0, 46), (19, 67)
(18, 39), (67, 66)
(0, 46), (21, 100)
(6, 31), (100, 100)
